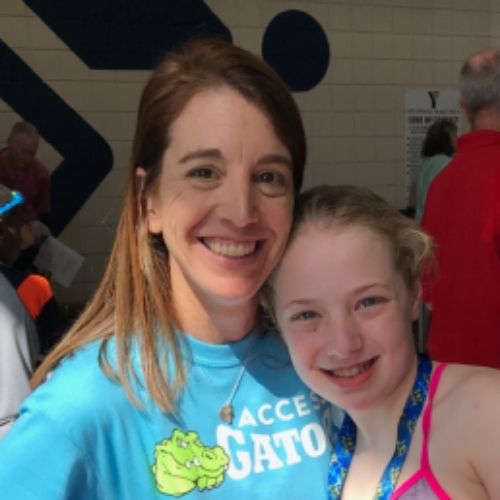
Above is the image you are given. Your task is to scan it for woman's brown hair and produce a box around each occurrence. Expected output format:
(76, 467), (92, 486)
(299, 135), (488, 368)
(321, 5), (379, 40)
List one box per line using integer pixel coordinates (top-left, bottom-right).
(32, 38), (306, 413)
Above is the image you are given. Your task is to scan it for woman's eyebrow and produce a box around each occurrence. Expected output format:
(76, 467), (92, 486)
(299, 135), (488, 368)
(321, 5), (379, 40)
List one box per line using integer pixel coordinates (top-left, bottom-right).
(256, 154), (292, 168)
(178, 148), (222, 163)
(178, 150), (291, 167)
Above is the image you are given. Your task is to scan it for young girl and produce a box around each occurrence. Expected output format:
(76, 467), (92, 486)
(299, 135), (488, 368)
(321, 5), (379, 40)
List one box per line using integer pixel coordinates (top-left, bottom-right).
(272, 185), (500, 499)
(0, 40), (331, 499)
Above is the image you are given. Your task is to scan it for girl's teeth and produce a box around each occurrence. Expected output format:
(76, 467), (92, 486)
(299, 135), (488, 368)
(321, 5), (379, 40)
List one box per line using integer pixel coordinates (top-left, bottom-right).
(330, 361), (371, 378)
(204, 239), (256, 257)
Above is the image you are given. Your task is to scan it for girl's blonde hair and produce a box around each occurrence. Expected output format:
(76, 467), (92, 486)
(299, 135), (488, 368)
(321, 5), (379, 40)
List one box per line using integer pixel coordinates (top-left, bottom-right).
(288, 185), (434, 291)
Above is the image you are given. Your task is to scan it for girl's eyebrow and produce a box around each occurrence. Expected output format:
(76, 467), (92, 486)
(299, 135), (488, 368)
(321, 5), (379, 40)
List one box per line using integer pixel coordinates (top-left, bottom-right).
(178, 148), (222, 163)
(281, 298), (316, 310)
(280, 283), (392, 309)
(352, 283), (391, 294)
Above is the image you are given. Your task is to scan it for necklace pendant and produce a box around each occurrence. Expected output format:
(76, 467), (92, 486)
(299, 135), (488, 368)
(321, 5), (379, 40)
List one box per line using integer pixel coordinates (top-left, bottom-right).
(219, 404), (234, 424)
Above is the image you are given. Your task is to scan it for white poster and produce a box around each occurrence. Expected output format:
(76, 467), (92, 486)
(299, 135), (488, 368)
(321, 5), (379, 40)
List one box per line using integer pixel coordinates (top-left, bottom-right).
(405, 89), (461, 190)
(34, 236), (85, 288)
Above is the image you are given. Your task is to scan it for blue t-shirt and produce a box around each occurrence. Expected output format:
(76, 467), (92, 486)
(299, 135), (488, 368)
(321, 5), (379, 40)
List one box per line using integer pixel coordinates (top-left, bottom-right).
(0, 330), (333, 499)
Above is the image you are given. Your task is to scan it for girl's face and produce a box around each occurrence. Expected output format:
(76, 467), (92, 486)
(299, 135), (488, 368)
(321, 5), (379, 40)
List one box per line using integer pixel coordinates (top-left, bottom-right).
(145, 86), (294, 312)
(273, 223), (419, 411)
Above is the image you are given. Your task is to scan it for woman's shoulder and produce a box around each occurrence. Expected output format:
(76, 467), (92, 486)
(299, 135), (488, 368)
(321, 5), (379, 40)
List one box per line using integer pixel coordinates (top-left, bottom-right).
(24, 340), (136, 427)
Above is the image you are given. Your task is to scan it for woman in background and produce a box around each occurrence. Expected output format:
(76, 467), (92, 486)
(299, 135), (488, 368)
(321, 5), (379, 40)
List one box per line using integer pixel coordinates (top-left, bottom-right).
(415, 118), (458, 222)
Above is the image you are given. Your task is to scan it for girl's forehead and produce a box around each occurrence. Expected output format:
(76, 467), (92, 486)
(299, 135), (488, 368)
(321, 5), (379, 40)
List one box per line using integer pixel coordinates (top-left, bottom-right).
(277, 222), (398, 286)
(293, 219), (386, 246)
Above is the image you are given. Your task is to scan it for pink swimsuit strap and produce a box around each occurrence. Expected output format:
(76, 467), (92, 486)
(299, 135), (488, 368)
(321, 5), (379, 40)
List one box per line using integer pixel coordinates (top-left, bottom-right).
(421, 362), (447, 471)
(392, 362), (451, 500)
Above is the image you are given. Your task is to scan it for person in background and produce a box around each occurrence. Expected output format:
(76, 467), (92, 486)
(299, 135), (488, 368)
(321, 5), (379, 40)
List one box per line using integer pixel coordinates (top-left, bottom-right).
(0, 184), (66, 357)
(0, 121), (51, 223)
(414, 118), (457, 222)
(0, 39), (332, 499)
(0, 186), (39, 437)
(272, 185), (500, 499)
(421, 48), (500, 369)
(0, 122), (52, 271)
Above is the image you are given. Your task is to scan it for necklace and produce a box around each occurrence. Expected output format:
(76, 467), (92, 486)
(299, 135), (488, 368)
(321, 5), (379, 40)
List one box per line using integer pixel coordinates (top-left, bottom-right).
(327, 355), (432, 500)
(218, 351), (259, 424)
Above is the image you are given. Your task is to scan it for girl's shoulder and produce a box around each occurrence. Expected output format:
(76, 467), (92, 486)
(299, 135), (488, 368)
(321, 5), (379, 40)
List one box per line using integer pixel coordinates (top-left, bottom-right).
(428, 363), (500, 498)
(437, 362), (500, 401)
(433, 362), (500, 431)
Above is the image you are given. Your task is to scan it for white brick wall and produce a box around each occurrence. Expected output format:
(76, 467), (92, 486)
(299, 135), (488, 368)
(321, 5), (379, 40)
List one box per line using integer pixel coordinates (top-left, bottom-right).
(0, 0), (498, 305)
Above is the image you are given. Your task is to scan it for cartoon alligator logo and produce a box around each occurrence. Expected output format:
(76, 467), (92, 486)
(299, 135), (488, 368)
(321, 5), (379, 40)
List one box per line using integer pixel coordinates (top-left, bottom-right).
(152, 429), (230, 497)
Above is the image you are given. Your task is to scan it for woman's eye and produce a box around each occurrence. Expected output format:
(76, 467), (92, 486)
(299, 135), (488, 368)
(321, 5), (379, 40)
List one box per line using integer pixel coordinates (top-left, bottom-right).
(187, 167), (216, 179)
(253, 170), (289, 195)
(257, 171), (285, 185)
(290, 310), (319, 322)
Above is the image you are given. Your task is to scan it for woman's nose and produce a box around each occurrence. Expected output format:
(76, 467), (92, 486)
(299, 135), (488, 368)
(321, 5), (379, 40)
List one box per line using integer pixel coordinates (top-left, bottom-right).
(219, 178), (259, 227)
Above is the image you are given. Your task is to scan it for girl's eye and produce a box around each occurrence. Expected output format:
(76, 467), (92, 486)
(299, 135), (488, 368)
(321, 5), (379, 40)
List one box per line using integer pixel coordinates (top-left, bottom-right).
(357, 297), (384, 309)
(290, 310), (319, 322)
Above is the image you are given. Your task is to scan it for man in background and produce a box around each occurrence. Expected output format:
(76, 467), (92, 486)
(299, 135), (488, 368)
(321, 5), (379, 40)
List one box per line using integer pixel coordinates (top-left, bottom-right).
(0, 121), (51, 223)
(422, 48), (500, 368)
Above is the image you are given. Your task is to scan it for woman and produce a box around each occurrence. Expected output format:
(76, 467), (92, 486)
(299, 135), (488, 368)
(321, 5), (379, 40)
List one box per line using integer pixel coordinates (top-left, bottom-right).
(415, 118), (457, 222)
(272, 185), (500, 499)
(0, 39), (332, 499)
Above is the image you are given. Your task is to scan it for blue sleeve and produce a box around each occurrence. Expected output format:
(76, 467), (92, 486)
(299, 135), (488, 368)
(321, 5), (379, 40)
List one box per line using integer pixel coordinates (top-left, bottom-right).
(0, 409), (101, 499)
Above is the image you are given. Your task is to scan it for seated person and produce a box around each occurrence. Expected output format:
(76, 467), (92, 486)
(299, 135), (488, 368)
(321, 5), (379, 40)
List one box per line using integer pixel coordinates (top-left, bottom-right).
(271, 185), (500, 498)
(0, 189), (39, 437)
(0, 122), (52, 271)
(0, 185), (66, 357)
(0, 121), (50, 223)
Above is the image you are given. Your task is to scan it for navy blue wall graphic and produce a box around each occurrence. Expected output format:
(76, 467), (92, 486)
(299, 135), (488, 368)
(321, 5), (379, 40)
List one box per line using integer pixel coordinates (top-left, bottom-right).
(25, 0), (231, 69)
(7, 2), (329, 236)
(0, 40), (113, 236)
(262, 10), (330, 92)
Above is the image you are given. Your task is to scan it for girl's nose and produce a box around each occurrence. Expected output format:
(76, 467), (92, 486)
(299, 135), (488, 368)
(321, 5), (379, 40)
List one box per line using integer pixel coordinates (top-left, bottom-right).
(325, 315), (363, 358)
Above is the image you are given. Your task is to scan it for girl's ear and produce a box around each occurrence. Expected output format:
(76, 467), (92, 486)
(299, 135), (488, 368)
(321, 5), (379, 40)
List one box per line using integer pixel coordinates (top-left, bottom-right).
(410, 283), (422, 321)
(136, 167), (162, 235)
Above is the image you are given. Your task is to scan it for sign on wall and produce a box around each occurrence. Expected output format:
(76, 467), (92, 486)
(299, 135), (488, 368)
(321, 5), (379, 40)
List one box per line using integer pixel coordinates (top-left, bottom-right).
(404, 89), (461, 190)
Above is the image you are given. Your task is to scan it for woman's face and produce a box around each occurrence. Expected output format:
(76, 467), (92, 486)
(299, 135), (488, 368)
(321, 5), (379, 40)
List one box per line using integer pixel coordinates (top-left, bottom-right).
(146, 86), (294, 311)
(273, 223), (418, 412)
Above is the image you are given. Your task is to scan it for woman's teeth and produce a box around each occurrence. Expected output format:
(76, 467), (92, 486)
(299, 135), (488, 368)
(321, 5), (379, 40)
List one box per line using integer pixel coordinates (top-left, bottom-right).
(204, 239), (256, 257)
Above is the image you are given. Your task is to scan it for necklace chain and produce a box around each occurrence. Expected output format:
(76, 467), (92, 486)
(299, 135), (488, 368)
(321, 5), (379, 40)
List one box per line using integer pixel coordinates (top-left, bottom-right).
(193, 339), (261, 425)
(218, 351), (260, 424)
(327, 356), (432, 500)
